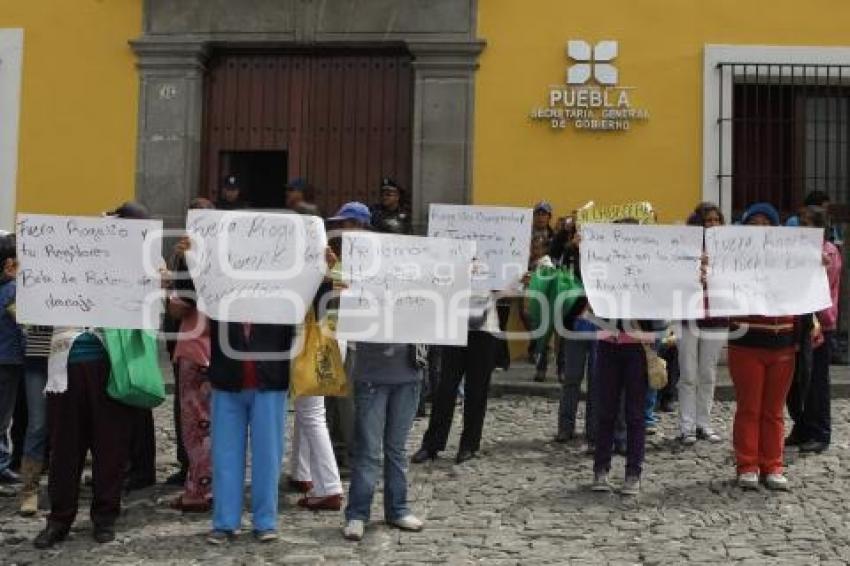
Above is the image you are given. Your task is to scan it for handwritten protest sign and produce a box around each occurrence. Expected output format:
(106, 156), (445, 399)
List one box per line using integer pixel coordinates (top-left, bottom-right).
(15, 214), (163, 329)
(336, 232), (475, 345)
(580, 223), (704, 320)
(576, 201), (657, 224)
(428, 205), (531, 291)
(705, 226), (830, 316)
(186, 210), (327, 324)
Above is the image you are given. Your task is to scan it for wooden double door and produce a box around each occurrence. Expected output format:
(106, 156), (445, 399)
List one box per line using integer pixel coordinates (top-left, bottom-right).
(201, 49), (413, 214)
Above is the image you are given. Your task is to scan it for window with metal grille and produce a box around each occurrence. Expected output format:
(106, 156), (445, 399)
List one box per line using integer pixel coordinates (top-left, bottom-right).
(716, 63), (850, 222)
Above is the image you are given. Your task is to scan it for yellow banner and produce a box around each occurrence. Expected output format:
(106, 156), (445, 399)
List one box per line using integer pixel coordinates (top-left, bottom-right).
(575, 201), (656, 224)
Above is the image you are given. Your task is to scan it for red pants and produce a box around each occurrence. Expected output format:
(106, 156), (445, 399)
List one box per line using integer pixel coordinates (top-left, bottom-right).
(728, 346), (795, 475)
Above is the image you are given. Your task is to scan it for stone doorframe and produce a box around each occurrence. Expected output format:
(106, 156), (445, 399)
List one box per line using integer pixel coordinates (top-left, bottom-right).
(131, 0), (485, 231)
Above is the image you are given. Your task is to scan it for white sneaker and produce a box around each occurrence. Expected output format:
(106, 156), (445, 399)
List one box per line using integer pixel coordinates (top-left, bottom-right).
(697, 428), (722, 443)
(737, 472), (760, 490)
(390, 515), (424, 532)
(764, 473), (790, 491)
(591, 472), (612, 492)
(621, 475), (641, 496)
(343, 520), (365, 541)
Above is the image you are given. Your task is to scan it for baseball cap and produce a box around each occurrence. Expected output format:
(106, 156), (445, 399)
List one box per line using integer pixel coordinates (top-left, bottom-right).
(108, 201), (151, 220)
(223, 175), (240, 189)
(328, 202), (371, 225)
(534, 201), (553, 214)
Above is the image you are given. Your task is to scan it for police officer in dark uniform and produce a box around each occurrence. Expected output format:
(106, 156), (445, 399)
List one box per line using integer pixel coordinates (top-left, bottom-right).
(370, 178), (412, 235)
(217, 175), (249, 210)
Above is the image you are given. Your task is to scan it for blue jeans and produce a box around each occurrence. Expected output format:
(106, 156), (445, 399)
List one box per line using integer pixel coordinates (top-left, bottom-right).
(23, 358), (48, 461)
(345, 380), (421, 523)
(558, 337), (596, 440)
(645, 388), (658, 426)
(211, 388), (287, 533)
(0, 364), (22, 473)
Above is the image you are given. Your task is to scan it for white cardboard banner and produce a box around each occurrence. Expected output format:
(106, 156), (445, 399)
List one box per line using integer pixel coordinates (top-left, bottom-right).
(15, 214), (163, 329)
(336, 232), (475, 345)
(705, 226), (831, 316)
(186, 210), (327, 324)
(580, 223), (705, 320)
(428, 204), (531, 291)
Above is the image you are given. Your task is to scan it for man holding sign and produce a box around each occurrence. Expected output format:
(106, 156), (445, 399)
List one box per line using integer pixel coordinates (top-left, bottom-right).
(409, 205), (523, 467)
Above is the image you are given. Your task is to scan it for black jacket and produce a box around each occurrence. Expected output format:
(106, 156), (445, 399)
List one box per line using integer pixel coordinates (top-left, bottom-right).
(370, 204), (412, 235)
(208, 321), (294, 392)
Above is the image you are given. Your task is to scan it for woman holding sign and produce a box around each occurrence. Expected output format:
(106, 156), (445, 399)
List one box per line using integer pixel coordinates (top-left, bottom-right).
(33, 204), (150, 549)
(727, 203), (797, 491)
(677, 203), (727, 446)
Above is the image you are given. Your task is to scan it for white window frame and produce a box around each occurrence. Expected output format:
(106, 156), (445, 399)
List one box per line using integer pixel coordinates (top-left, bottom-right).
(703, 44), (850, 220)
(0, 28), (23, 232)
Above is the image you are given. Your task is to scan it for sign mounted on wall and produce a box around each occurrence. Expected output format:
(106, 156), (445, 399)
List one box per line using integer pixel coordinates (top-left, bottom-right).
(530, 40), (650, 132)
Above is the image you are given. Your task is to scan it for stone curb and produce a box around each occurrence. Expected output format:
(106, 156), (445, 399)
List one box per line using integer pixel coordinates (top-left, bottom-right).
(491, 367), (850, 401)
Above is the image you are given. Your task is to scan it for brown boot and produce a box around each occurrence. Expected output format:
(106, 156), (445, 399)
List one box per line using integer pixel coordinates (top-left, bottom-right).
(19, 457), (42, 517)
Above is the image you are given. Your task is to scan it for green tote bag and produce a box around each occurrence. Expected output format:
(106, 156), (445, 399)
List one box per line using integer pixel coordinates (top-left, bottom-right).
(104, 328), (166, 409)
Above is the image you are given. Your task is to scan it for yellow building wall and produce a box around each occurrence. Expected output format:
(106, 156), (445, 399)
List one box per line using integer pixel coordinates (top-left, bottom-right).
(2, 0), (142, 217)
(474, 0), (850, 223)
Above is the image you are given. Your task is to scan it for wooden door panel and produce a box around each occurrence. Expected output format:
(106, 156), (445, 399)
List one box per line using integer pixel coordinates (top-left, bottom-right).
(201, 50), (413, 214)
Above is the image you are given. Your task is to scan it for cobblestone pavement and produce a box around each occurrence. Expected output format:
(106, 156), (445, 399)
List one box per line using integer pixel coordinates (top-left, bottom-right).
(3, 396), (850, 565)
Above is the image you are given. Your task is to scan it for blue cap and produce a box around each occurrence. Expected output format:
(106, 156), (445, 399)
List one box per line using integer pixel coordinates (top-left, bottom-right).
(328, 202), (371, 225)
(534, 201), (553, 214)
(742, 202), (780, 226)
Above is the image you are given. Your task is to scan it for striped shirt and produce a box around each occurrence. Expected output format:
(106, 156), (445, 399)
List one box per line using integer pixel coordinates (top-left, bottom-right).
(25, 325), (52, 358)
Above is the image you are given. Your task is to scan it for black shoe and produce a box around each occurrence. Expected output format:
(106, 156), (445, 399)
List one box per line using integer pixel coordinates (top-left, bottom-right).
(614, 442), (627, 457)
(799, 440), (829, 454)
(455, 449), (476, 465)
(125, 476), (156, 492)
(164, 469), (187, 486)
(0, 468), (21, 484)
(784, 429), (804, 447)
(33, 524), (69, 549)
(93, 525), (115, 544)
(411, 448), (437, 464)
(554, 431), (573, 444)
(658, 399), (675, 413)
